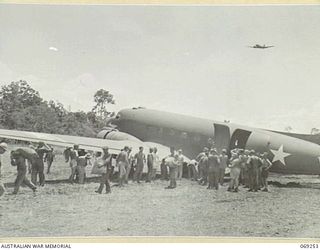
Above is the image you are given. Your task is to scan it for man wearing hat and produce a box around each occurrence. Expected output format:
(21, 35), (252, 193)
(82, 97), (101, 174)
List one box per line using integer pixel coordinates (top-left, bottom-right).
(0, 142), (8, 196)
(95, 146), (112, 194)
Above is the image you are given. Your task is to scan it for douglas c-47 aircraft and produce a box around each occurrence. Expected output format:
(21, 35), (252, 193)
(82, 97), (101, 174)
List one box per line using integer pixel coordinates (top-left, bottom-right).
(248, 44), (274, 49)
(1, 107), (320, 175)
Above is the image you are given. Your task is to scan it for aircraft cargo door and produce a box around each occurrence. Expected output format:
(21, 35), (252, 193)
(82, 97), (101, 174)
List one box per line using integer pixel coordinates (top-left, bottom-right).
(213, 124), (231, 153)
(229, 129), (252, 150)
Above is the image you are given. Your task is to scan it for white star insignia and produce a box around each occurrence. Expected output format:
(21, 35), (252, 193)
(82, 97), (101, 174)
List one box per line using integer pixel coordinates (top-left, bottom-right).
(270, 145), (291, 166)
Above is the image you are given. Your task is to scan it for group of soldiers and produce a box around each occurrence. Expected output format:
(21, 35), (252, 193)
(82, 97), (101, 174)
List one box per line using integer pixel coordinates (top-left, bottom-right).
(191, 147), (272, 192)
(0, 139), (272, 196)
(0, 141), (55, 195)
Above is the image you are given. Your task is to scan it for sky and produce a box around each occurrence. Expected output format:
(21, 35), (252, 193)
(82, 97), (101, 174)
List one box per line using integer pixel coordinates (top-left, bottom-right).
(1, 4), (320, 133)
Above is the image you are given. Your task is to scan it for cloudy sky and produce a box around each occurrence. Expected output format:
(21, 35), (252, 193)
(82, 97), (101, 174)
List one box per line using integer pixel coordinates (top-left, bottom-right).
(1, 4), (320, 133)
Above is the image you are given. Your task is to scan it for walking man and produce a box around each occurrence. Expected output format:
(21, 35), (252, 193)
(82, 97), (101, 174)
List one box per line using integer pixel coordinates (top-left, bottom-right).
(10, 149), (37, 194)
(95, 147), (112, 194)
(44, 147), (55, 174)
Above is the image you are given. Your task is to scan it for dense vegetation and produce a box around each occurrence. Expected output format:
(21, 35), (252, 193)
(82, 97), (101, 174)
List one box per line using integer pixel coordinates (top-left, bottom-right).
(0, 80), (115, 137)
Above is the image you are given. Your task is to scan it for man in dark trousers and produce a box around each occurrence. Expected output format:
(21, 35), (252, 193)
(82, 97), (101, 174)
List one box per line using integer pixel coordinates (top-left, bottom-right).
(207, 148), (221, 190)
(146, 148), (154, 183)
(44, 147), (55, 174)
(11, 149), (37, 194)
(133, 147), (146, 183)
(32, 141), (51, 186)
(247, 150), (262, 192)
(116, 146), (129, 187)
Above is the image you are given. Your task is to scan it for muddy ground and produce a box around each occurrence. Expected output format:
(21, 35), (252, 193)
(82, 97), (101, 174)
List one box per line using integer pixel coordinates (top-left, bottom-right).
(1, 146), (320, 238)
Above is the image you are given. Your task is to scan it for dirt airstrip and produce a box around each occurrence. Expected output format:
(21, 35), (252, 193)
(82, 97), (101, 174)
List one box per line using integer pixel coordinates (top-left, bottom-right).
(1, 146), (320, 238)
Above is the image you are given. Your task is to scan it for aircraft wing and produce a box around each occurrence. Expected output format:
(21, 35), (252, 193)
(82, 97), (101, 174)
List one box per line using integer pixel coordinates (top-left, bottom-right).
(144, 141), (191, 163)
(0, 129), (143, 154)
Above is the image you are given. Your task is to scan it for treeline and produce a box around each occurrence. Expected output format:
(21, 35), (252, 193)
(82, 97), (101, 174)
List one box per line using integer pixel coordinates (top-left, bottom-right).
(0, 80), (115, 137)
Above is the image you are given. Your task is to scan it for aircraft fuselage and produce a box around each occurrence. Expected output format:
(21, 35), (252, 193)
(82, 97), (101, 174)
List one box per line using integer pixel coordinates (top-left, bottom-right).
(110, 108), (320, 175)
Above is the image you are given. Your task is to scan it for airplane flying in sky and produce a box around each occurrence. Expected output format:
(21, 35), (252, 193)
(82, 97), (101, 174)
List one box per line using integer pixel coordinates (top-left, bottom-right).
(248, 44), (274, 49)
(1, 107), (320, 175)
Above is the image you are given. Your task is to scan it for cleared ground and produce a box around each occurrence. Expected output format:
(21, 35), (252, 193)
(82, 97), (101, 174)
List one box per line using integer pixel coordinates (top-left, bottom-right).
(1, 146), (320, 238)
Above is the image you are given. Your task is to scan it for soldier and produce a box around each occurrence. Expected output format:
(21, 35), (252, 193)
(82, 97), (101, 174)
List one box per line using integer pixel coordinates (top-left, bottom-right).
(0, 142), (8, 196)
(177, 149), (184, 180)
(10, 149), (37, 194)
(219, 149), (228, 186)
(125, 147), (134, 184)
(77, 153), (91, 184)
(44, 147), (55, 174)
(198, 149), (209, 185)
(133, 146), (146, 183)
(261, 152), (272, 192)
(95, 147), (112, 194)
(242, 150), (251, 188)
(188, 159), (198, 181)
(160, 158), (168, 180)
(116, 146), (129, 187)
(247, 150), (262, 192)
(67, 145), (79, 184)
(207, 148), (220, 190)
(32, 141), (51, 186)
(165, 154), (179, 189)
(152, 147), (160, 181)
(196, 147), (208, 181)
(228, 153), (244, 192)
(146, 148), (154, 183)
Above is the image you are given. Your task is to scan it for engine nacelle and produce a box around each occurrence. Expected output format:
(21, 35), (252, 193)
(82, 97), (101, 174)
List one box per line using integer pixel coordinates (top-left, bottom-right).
(97, 127), (142, 143)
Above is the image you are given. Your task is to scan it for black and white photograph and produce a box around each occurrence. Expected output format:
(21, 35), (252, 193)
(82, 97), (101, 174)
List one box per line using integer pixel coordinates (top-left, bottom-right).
(1, 2), (320, 239)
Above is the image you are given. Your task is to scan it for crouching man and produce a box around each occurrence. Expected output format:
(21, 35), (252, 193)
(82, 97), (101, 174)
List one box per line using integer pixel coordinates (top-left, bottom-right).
(11, 149), (37, 194)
